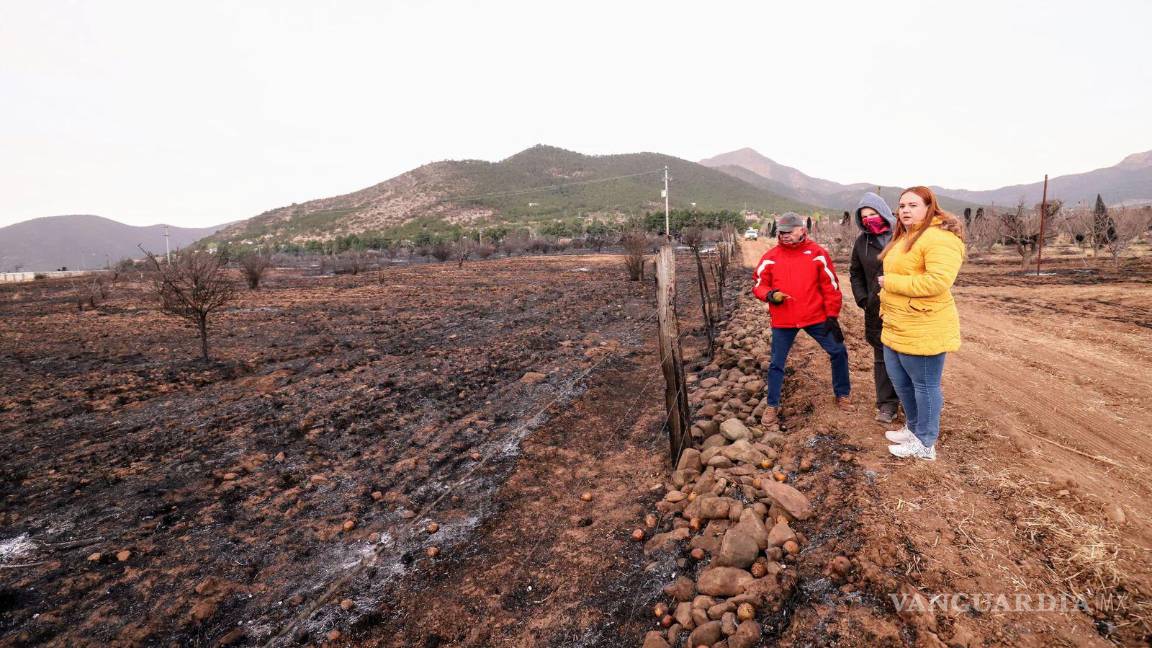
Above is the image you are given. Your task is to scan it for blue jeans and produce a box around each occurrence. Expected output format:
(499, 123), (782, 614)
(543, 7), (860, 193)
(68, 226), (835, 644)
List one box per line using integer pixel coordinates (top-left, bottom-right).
(882, 346), (947, 447)
(765, 324), (851, 407)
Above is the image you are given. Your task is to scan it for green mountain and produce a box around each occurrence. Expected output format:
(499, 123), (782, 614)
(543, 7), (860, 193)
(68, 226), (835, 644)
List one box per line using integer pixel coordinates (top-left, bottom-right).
(215, 145), (818, 243)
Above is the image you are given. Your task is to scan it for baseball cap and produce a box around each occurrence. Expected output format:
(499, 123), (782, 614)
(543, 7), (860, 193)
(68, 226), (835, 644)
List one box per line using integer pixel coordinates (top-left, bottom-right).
(777, 212), (805, 232)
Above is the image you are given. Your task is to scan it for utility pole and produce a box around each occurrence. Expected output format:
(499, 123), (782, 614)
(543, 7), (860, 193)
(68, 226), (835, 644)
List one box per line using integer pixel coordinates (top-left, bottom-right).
(1036, 174), (1048, 275)
(663, 165), (670, 239)
(164, 225), (171, 264)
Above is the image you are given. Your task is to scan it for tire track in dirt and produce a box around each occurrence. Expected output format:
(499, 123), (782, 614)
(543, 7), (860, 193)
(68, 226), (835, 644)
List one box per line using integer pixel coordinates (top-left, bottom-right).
(947, 293), (1152, 495)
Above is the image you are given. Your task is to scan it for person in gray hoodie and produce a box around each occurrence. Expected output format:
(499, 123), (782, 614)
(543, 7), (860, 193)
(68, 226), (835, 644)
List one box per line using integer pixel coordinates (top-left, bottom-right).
(849, 192), (900, 423)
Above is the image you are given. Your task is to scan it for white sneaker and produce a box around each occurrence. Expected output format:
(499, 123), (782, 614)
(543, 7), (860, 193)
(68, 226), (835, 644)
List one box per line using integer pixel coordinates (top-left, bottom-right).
(884, 426), (915, 444)
(888, 436), (936, 461)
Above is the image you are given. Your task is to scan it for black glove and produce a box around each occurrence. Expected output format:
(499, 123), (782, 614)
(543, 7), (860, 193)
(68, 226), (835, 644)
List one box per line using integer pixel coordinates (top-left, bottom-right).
(825, 317), (844, 343)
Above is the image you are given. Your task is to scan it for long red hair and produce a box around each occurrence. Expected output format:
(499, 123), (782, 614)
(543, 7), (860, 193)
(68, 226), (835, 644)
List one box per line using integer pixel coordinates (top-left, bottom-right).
(878, 186), (966, 260)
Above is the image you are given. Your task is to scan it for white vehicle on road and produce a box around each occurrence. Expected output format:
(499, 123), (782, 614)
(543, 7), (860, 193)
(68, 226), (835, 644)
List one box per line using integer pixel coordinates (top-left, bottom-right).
(743, 227), (759, 240)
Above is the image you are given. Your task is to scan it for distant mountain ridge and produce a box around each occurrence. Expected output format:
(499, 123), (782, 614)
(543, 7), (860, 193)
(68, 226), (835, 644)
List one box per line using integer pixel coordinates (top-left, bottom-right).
(0, 215), (228, 272)
(216, 145), (819, 244)
(701, 147), (1152, 212)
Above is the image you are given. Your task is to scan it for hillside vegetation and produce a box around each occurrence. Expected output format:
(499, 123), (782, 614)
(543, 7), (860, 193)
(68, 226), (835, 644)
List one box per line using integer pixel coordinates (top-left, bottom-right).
(215, 145), (816, 244)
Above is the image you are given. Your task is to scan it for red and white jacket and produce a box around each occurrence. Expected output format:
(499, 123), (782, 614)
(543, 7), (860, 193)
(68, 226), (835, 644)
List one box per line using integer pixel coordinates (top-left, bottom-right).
(752, 239), (843, 328)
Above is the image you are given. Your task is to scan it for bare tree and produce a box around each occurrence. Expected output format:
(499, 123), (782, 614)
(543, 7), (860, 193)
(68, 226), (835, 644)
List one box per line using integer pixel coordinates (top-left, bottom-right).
(965, 207), (1000, 257)
(1000, 201), (1042, 268)
(710, 227), (738, 314)
(1100, 207), (1152, 268)
(814, 216), (853, 264)
(72, 270), (118, 311)
(621, 230), (648, 281)
(681, 227), (715, 353)
(453, 239), (475, 267)
(238, 250), (273, 289)
(141, 247), (236, 362)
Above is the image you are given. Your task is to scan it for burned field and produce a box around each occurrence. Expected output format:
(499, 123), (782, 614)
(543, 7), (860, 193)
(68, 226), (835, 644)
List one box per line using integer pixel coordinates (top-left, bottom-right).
(0, 255), (677, 646)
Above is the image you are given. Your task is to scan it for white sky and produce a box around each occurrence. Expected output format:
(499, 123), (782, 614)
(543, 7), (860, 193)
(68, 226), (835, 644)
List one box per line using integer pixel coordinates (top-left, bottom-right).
(2, 0), (1150, 228)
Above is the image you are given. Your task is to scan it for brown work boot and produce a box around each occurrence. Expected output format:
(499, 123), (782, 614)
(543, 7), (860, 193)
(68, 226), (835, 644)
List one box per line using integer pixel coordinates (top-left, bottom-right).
(875, 408), (898, 424)
(760, 406), (778, 426)
(835, 395), (854, 412)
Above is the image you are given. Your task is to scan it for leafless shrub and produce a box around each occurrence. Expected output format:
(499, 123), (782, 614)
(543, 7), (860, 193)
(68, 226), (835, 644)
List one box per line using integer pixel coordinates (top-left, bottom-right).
(237, 251), (273, 289)
(430, 240), (453, 262)
(622, 230), (648, 281)
(73, 271), (118, 311)
(453, 239), (475, 267)
(501, 236), (526, 257)
(334, 251), (371, 275)
(966, 207), (1000, 257)
(141, 247), (236, 362)
(585, 233), (608, 252)
(1100, 207), (1152, 268)
(813, 217), (853, 263)
(526, 238), (554, 255)
(680, 226), (704, 250)
(474, 243), (496, 259)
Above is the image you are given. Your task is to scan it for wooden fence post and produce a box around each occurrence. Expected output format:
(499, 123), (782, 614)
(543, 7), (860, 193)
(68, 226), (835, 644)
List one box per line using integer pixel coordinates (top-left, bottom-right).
(655, 244), (692, 465)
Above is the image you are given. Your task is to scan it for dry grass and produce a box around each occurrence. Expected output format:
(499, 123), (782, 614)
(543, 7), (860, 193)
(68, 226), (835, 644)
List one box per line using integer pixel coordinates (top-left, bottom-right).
(1014, 495), (1122, 592)
(966, 463), (1151, 632)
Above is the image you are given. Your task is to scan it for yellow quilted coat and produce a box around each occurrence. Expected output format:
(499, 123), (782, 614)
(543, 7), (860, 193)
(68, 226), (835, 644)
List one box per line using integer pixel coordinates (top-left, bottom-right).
(878, 219), (965, 355)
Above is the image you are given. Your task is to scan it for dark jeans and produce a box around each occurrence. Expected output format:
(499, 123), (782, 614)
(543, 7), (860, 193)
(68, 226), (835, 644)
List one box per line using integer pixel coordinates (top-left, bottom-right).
(765, 324), (851, 407)
(872, 344), (900, 414)
(882, 346), (947, 447)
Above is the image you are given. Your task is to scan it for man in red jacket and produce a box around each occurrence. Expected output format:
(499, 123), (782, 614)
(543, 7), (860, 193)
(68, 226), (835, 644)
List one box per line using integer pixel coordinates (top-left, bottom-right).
(752, 212), (852, 425)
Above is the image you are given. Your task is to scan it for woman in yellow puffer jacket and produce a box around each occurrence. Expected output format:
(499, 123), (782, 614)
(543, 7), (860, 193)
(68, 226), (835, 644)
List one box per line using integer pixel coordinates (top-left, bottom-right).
(876, 186), (966, 461)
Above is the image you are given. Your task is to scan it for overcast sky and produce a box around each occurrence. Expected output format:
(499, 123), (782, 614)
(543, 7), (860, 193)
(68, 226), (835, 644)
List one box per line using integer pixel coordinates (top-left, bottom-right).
(2, 0), (1149, 228)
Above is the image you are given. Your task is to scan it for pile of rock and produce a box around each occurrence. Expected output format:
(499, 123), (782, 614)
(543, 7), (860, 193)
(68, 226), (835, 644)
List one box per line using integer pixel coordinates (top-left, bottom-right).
(639, 306), (816, 648)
